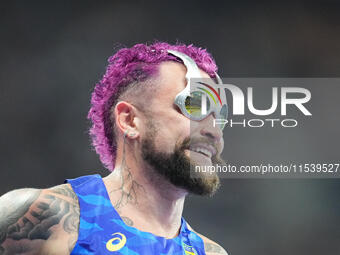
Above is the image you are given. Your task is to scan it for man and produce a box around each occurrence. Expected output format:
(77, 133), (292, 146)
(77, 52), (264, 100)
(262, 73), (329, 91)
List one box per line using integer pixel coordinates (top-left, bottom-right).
(0, 42), (228, 254)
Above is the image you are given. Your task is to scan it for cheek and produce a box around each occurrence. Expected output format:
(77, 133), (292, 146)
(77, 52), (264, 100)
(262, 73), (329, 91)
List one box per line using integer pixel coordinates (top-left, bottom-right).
(159, 106), (190, 132)
(169, 119), (190, 139)
(187, 120), (201, 136)
(157, 114), (191, 149)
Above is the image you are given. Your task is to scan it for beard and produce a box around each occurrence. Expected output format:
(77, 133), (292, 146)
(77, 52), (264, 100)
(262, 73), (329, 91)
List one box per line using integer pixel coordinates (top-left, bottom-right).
(141, 121), (224, 196)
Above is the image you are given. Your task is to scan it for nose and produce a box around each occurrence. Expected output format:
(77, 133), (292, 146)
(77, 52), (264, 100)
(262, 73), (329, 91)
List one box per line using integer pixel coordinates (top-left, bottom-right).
(199, 114), (223, 143)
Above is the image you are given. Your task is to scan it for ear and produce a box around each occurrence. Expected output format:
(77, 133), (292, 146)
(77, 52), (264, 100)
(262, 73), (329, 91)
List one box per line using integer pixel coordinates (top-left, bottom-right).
(114, 101), (140, 139)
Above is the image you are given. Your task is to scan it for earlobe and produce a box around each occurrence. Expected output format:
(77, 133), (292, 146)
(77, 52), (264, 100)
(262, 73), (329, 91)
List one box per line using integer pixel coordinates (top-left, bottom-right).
(127, 129), (139, 139)
(123, 130), (129, 138)
(123, 129), (138, 139)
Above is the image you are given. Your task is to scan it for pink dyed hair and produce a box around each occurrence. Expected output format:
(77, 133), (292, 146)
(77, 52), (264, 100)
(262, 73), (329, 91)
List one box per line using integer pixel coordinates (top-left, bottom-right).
(88, 41), (218, 171)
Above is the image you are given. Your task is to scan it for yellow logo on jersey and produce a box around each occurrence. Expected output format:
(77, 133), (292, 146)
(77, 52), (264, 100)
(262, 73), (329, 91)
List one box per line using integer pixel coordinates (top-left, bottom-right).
(185, 251), (196, 255)
(106, 232), (127, 252)
(183, 242), (198, 255)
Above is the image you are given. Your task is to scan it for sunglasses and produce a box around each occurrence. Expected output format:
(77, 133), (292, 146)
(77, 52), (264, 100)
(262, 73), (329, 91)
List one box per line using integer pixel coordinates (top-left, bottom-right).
(167, 50), (228, 130)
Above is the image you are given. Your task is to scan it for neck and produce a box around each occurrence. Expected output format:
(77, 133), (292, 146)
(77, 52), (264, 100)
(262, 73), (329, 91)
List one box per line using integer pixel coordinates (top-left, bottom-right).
(103, 144), (187, 238)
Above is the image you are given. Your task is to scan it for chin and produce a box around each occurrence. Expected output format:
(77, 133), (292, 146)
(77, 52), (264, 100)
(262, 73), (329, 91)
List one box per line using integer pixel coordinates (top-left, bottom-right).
(187, 160), (221, 196)
(189, 160), (219, 179)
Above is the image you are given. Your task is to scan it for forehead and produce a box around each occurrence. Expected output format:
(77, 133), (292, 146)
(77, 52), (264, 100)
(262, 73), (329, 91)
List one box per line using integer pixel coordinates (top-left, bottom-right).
(154, 61), (211, 102)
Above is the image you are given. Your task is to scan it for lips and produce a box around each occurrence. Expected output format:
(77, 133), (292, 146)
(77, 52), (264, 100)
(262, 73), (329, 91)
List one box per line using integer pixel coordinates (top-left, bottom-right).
(189, 143), (217, 158)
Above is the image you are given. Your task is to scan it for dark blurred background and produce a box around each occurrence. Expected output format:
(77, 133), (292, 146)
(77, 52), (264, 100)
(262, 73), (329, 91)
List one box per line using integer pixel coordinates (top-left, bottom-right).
(1, 1), (340, 254)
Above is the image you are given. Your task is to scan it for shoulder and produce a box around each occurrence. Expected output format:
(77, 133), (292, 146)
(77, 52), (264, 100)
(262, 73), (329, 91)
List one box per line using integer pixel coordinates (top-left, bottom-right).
(0, 183), (80, 254)
(187, 223), (228, 255)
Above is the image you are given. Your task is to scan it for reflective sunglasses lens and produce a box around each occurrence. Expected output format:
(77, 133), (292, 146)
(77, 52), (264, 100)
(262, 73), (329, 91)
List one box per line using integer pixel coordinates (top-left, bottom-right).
(220, 104), (228, 119)
(217, 104), (228, 130)
(184, 91), (210, 118)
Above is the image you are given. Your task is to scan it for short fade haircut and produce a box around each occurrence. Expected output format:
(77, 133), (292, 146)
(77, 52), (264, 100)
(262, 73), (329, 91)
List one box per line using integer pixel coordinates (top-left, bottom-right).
(88, 41), (218, 171)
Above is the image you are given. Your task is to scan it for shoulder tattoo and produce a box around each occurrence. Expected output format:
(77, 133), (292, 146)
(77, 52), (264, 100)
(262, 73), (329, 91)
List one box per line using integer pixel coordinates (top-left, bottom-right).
(204, 241), (228, 255)
(185, 224), (228, 255)
(0, 184), (80, 254)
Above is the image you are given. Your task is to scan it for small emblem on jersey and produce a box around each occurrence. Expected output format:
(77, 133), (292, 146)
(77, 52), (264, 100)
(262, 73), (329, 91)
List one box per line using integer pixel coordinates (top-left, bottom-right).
(106, 232), (127, 252)
(182, 242), (198, 255)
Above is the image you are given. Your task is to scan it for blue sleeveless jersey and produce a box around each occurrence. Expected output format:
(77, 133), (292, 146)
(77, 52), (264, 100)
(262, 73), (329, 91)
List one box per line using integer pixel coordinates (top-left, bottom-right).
(65, 174), (206, 254)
